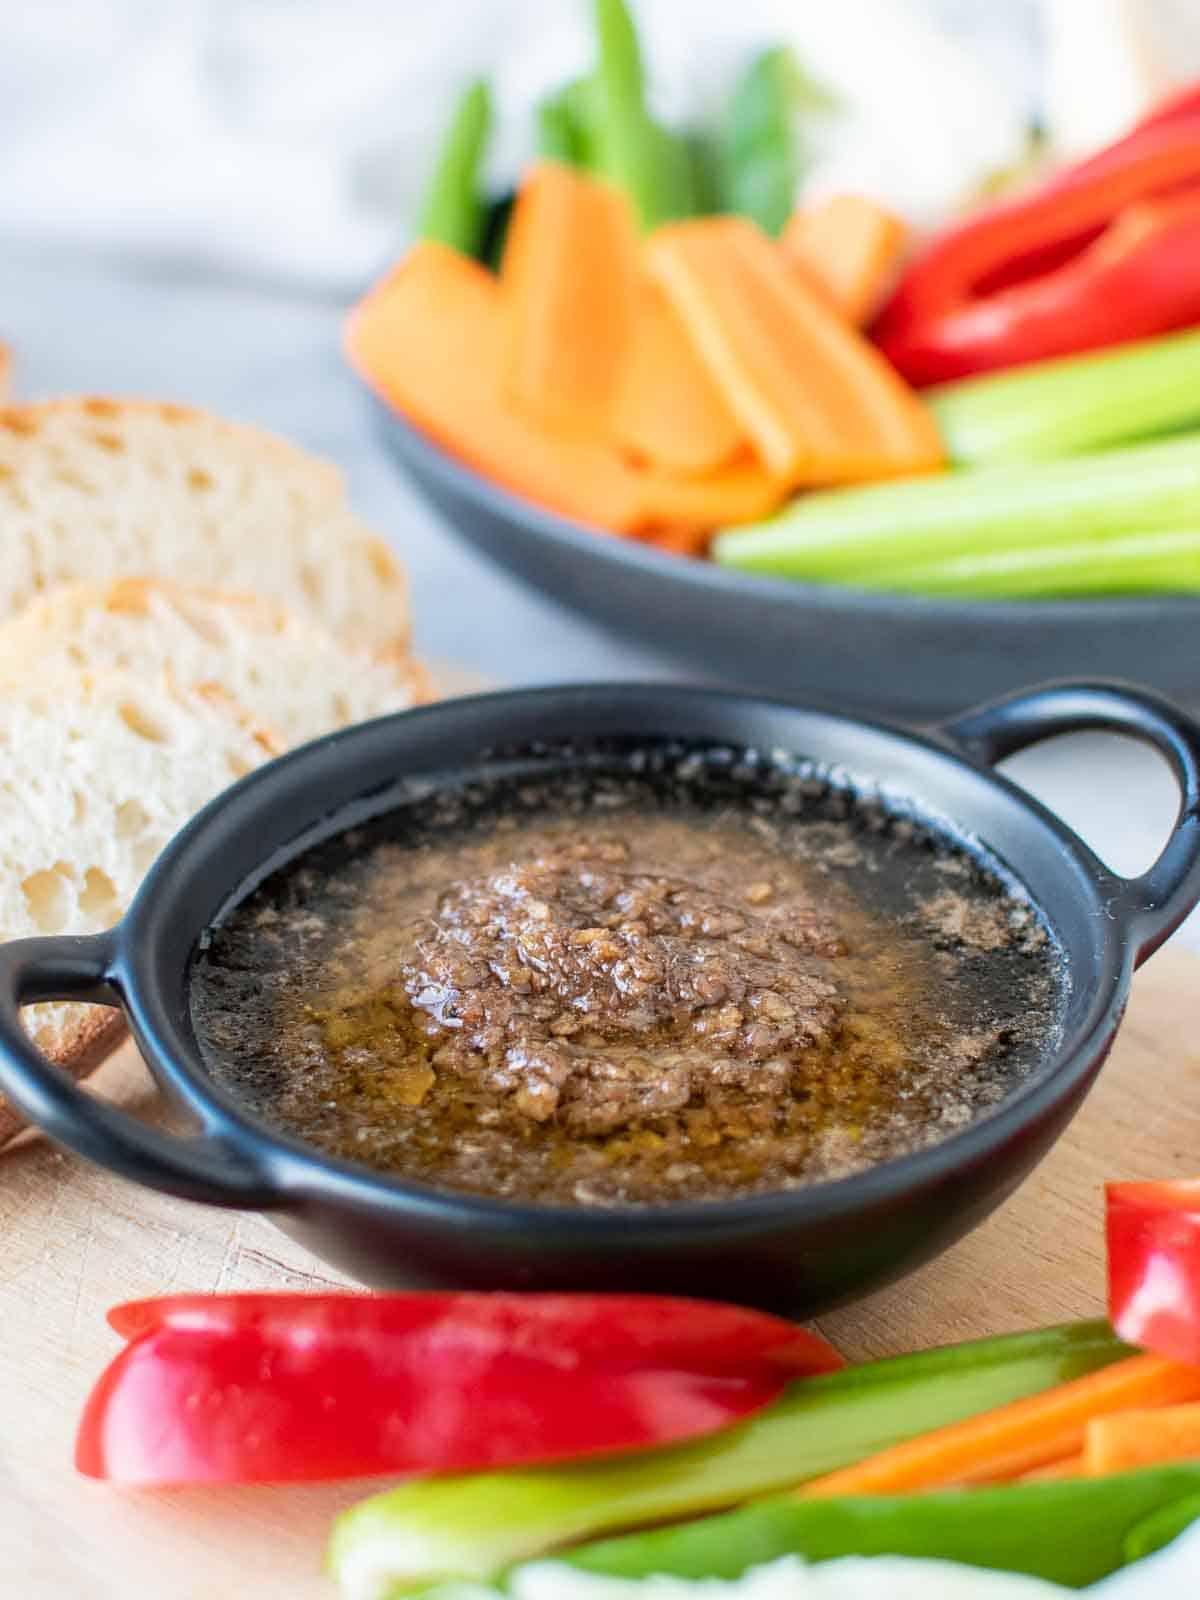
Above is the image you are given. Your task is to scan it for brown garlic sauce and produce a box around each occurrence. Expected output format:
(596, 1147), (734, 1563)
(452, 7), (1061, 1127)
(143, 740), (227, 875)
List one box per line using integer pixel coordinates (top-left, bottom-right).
(189, 743), (1064, 1207)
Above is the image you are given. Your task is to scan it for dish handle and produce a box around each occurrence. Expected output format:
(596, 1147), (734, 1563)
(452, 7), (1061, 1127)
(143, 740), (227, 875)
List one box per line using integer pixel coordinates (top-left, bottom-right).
(939, 681), (1200, 968)
(0, 930), (276, 1205)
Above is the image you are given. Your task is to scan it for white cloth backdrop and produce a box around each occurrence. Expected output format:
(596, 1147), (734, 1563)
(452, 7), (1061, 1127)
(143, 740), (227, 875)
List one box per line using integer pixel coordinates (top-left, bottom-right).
(0, 0), (1039, 290)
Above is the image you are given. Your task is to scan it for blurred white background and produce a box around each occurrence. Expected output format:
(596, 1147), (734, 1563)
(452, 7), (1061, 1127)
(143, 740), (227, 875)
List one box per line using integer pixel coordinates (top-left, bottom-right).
(1, 0), (1045, 288)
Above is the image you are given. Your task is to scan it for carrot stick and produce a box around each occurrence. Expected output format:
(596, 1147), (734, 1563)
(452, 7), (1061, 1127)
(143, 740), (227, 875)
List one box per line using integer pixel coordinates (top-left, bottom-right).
(612, 287), (745, 475)
(501, 161), (641, 435)
(638, 525), (712, 558)
(798, 1355), (1200, 1497)
(647, 216), (943, 487)
(345, 241), (644, 531)
(635, 456), (786, 535)
(782, 195), (908, 325)
(1018, 1455), (1086, 1482)
(1083, 1404), (1200, 1476)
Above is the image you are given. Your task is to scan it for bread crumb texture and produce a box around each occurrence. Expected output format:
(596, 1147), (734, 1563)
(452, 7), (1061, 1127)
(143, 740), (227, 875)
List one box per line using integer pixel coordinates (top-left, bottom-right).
(0, 398), (410, 652)
(0, 578), (427, 750)
(0, 667), (279, 1069)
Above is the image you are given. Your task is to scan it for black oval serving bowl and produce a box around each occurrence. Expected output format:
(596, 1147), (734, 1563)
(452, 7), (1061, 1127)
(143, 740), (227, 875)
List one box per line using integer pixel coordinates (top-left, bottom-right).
(1, 680), (1199, 1314)
(372, 396), (1200, 719)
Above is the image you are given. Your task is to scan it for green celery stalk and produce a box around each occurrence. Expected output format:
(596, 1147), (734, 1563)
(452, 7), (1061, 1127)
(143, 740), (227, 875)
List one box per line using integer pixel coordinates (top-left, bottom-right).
(592, 0), (693, 226)
(328, 1321), (1127, 1597)
(417, 80), (493, 257)
(651, 122), (700, 222)
(838, 527), (1200, 599)
(712, 433), (1200, 582)
(592, 0), (653, 213)
(565, 76), (604, 170)
(719, 47), (810, 236)
(685, 131), (725, 216)
(931, 328), (1200, 467)
(535, 78), (599, 167)
(536, 94), (581, 164)
(557, 1467), (1200, 1590)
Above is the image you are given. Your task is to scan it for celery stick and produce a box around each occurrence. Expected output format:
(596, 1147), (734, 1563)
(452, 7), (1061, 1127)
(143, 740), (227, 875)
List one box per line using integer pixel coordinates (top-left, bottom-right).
(849, 527), (1200, 599)
(417, 80), (493, 258)
(712, 433), (1200, 582)
(930, 328), (1200, 466)
(651, 122), (700, 221)
(564, 77), (603, 168)
(536, 95), (581, 164)
(686, 131), (724, 216)
(719, 47), (818, 236)
(593, 0), (693, 226)
(328, 1322), (1126, 1597)
(720, 47), (801, 235)
(535, 78), (598, 168)
(592, 0), (656, 222)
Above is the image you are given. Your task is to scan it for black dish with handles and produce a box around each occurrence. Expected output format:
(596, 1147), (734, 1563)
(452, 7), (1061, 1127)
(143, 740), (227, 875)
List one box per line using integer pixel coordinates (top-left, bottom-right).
(372, 396), (1200, 719)
(1, 679), (1198, 1314)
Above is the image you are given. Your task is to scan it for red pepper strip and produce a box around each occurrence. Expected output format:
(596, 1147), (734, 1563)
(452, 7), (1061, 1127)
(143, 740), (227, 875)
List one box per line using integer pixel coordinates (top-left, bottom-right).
(1006, 81), (1200, 208)
(878, 122), (1200, 335)
(1130, 82), (1200, 141)
(76, 1292), (843, 1486)
(1108, 1180), (1200, 1368)
(1049, 116), (1200, 198)
(875, 124), (1200, 382)
(879, 191), (1200, 383)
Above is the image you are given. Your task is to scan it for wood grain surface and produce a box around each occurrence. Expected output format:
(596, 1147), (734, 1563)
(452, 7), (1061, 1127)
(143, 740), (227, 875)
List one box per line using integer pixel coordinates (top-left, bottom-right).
(2, 943), (1198, 1597)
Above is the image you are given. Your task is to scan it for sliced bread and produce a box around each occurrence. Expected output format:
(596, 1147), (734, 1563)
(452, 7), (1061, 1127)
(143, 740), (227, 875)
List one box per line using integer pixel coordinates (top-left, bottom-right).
(0, 668), (280, 1147)
(0, 398), (410, 652)
(0, 579), (429, 750)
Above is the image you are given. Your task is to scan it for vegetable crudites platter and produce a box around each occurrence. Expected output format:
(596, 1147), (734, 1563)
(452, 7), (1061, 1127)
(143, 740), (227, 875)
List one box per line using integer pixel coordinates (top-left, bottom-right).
(347, 0), (1200, 712)
(7, 3), (1200, 1599)
(350, 2), (1200, 590)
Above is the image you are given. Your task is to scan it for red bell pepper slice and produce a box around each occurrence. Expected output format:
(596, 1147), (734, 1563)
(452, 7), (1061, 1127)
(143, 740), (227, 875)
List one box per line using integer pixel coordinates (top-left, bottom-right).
(880, 191), (1200, 384)
(1126, 83), (1200, 143)
(75, 1292), (843, 1486)
(1108, 1180), (1200, 1367)
(875, 96), (1200, 383)
(1050, 93), (1200, 189)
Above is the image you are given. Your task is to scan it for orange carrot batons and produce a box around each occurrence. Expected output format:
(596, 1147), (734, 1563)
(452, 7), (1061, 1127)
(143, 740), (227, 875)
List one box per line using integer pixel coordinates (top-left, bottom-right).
(798, 1354), (1200, 1497)
(636, 456), (786, 536)
(1018, 1455), (1086, 1482)
(501, 161), (641, 435)
(646, 216), (943, 487)
(345, 241), (643, 531)
(1083, 1404), (1200, 1476)
(638, 525), (713, 558)
(783, 195), (908, 325)
(613, 287), (745, 475)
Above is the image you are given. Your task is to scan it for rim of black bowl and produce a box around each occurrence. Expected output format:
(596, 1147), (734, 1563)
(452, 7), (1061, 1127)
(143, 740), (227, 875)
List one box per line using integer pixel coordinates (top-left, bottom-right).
(133, 684), (1129, 1233)
(370, 388), (1200, 627)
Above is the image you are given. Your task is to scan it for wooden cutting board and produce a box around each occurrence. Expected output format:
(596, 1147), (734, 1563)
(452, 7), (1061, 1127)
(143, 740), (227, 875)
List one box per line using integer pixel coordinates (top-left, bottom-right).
(3, 945), (1199, 1597)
